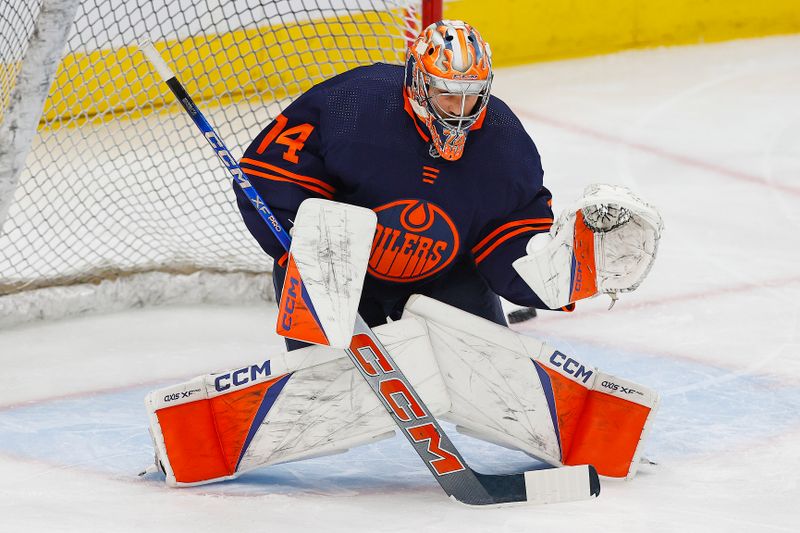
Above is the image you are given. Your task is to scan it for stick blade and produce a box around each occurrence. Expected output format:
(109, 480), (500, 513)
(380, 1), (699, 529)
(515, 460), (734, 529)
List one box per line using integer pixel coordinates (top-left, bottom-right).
(523, 464), (600, 505)
(454, 465), (600, 506)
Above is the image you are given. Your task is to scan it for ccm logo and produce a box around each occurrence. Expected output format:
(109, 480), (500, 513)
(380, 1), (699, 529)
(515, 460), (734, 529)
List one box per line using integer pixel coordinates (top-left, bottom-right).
(280, 276), (301, 331)
(163, 388), (201, 403)
(350, 333), (465, 476)
(601, 380), (644, 396)
(549, 351), (593, 384)
(205, 131), (252, 189)
(214, 360), (271, 392)
(573, 263), (585, 292)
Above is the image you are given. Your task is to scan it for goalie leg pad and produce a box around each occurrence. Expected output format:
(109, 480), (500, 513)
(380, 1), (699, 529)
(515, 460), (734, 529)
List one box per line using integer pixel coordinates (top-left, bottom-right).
(146, 318), (449, 486)
(402, 295), (658, 479)
(535, 360), (658, 478)
(148, 294), (657, 486)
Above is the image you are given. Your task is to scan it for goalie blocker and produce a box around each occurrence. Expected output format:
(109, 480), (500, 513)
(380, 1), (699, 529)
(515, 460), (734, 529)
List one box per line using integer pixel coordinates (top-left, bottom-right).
(145, 295), (657, 488)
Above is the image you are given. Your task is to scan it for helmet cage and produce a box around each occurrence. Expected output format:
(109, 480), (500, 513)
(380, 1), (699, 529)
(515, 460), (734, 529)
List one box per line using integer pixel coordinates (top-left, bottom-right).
(422, 73), (492, 132)
(408, 67), (493, 160)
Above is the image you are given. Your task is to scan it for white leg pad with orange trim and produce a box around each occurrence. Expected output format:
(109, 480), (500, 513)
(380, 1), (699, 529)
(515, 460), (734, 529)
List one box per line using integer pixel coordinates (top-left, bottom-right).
(513, 183), (664, 309)
(147, 294), (657, 486)
(402, 295), (563, 465)
(145, 318), (449, 487)
(402, 295), (659, 479)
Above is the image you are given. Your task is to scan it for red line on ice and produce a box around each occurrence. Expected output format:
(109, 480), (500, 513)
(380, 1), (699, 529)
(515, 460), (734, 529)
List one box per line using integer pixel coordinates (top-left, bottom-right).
(515, 109), (800, 197)
(0, 376), (184, 412)
(3, 277), (798, 410)
(543, 274), (800, 321)
(514, 274), (800, 378)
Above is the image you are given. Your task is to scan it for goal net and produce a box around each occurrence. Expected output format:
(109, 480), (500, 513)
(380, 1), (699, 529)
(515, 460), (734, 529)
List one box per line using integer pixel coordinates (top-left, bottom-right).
(0, 0), (438, 327)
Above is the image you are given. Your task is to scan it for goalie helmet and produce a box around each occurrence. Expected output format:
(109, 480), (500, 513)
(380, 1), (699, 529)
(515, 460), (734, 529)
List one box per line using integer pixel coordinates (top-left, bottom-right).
(404, 20), (493, 161)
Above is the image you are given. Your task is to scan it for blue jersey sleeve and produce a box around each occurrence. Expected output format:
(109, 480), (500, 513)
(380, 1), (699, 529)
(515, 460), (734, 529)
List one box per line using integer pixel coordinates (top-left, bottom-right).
(471, 185), (568, 310)
(235, 89), (339, 261)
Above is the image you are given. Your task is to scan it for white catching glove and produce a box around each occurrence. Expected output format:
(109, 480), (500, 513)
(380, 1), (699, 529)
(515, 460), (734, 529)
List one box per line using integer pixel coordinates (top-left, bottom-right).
(513, 184), (664, 309)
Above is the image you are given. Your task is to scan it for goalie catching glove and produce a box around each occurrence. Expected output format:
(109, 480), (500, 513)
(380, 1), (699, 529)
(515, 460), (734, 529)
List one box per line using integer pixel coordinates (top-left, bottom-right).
(513, 183), (663, 309)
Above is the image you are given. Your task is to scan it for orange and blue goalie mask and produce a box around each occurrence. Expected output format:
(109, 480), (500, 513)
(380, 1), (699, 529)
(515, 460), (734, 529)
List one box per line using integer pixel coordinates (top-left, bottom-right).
(404, 20), (493, 161)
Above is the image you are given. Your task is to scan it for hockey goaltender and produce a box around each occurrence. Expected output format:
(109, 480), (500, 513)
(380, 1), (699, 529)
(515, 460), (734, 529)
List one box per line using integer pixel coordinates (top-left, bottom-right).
(138, 20), (663, 506)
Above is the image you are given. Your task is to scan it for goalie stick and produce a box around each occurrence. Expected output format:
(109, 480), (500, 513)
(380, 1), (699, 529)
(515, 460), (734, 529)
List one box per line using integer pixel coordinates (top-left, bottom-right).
(138, 41), (599, 506)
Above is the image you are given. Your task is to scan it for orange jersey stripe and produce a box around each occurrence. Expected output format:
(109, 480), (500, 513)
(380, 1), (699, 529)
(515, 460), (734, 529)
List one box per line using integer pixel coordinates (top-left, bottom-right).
(473, 225), (549, 265)
(240, 158), (335, 194)
(422, 172), (438, 179)
(422, 166), (440, 173)
(241, 168), (334, 199)
(472, 218), (553, 256)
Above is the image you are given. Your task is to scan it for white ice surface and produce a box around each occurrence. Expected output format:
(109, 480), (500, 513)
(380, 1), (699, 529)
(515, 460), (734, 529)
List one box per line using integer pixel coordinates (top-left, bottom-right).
(1, 35), (799, 532)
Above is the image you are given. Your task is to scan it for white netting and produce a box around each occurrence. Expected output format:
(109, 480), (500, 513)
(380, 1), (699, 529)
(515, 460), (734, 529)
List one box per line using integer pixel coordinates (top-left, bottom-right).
(0, 0), (423, 326)
(0, 1), (40, 114)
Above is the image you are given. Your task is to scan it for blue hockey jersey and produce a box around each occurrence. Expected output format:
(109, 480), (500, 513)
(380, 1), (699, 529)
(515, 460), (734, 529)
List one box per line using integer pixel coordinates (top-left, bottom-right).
(235, 63), (556, 309)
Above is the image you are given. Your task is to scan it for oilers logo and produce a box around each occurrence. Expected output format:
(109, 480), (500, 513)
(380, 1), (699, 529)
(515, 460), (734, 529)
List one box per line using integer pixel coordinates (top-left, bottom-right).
(369, 199), (459, 282)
